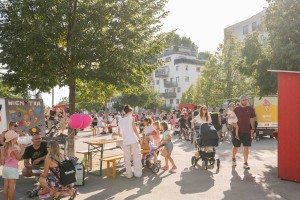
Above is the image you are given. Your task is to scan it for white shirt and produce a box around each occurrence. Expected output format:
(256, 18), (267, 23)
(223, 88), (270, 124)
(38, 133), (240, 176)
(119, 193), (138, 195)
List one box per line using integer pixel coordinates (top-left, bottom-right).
(193, 114), (212, 124)
(118, 116), (139, 146)
(144, 125), (155, 142)
(227, 110), (238, 124)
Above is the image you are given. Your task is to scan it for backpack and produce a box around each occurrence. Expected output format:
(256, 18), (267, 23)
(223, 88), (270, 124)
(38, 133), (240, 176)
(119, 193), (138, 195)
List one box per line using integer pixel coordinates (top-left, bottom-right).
(51, 157), (77, 186)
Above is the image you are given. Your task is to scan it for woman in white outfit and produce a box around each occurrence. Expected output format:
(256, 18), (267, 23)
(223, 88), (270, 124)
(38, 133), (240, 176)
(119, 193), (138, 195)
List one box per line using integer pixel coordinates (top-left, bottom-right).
(118, 105), (142, 178)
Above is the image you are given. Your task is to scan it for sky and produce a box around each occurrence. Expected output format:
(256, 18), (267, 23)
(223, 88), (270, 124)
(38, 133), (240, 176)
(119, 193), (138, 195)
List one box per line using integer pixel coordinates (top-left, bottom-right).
(42, 0), (269, 107)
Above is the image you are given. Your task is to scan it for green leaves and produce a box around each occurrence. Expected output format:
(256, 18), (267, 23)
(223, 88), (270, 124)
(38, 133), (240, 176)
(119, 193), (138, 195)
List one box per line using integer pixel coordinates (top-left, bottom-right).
(265, 0), (300, 71)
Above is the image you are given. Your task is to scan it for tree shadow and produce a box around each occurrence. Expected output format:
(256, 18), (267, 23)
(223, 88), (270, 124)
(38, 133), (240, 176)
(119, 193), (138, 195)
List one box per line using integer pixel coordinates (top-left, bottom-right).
(175, 167), (214, 194)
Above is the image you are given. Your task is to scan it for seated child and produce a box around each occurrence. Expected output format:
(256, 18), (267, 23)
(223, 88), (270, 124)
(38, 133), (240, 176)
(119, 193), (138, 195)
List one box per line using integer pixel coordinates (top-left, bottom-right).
(228, 103), (239, 140)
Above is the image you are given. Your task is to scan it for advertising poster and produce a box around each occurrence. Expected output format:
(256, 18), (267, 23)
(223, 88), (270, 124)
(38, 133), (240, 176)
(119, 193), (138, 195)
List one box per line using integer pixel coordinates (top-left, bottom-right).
(5, 99), (46, 134)
(254, 96), (278, 128)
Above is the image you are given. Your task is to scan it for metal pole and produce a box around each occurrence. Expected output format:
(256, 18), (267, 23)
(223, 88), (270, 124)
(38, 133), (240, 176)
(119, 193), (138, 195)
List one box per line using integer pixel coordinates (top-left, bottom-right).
(52, 87), (54, 106)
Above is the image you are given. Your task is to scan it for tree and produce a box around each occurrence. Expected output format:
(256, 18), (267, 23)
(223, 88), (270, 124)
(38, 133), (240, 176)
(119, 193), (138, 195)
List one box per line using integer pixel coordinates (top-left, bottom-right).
(265, 0), (300, 71)
(197, 51), (211, 60)
(241, 32), (277, 96)
(119, 87), (164, 111)
(190, 34), (256, 107)
(180, 84), (195, 104)
(167, 33), (198, 50)
(0, 81), (22, 98)
(0, 0), (169, 155)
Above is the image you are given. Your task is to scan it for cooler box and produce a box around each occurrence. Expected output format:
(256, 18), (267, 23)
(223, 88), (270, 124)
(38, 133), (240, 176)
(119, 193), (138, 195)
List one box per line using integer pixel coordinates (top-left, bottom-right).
(75, 163), (85, 186)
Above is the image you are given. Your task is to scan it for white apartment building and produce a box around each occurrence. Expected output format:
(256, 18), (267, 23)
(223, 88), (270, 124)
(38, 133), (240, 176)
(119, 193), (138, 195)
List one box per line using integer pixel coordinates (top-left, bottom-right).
(224, 9), (268, 45)
(153, 46), (205, 108)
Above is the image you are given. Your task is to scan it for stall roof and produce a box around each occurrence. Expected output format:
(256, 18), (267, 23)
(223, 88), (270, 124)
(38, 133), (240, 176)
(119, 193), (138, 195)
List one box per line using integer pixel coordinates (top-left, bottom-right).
(268, 70), (300, 74)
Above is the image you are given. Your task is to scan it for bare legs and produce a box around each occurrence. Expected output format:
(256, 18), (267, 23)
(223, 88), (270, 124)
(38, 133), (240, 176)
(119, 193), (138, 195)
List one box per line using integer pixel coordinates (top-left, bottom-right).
(3, 179), (16, 200)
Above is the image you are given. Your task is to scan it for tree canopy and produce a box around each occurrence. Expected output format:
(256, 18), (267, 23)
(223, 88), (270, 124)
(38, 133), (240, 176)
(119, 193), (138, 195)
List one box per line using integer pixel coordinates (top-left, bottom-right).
(0, 0), (170, 155)
(265, 0), (300, 71)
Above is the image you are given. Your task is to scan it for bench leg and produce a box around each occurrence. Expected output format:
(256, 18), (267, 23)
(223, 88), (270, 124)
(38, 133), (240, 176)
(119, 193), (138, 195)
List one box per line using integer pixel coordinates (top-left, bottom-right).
(92, 128), (96, 136)
(106, 160), (117, 178)
(88, 152), (93, 171)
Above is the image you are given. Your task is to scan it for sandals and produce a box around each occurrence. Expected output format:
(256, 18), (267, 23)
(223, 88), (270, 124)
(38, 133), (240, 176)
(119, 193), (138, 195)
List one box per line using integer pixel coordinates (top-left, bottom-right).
(26, 189), (38, 198)
(69, 188), (78, 200)
(161, 166), (169, 170)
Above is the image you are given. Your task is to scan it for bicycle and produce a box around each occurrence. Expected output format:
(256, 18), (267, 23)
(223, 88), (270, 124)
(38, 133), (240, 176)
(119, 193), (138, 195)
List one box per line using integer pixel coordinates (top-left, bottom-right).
(45, 119), (61, 137)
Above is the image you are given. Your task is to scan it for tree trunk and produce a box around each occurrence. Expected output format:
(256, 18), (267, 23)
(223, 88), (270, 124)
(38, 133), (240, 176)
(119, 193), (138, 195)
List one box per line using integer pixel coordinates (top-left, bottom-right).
(67, 79), (76, 156)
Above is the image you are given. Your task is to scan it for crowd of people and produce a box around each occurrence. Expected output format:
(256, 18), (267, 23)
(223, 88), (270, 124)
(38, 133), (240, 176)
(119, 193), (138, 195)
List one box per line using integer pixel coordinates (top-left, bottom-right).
(0, 94), (256, 200)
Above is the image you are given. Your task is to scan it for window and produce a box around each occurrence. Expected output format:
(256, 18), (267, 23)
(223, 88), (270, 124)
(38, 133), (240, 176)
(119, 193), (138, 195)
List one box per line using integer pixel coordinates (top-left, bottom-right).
(176, 77), (180, 83)
(177, 87), (181, 93)
(176, 66), (179, 71)
(252, 22), (257, 32)
(156, 80), (159, 85)
(185, 76), (189, 82)
(185, 65), (189, 71)
(170, 99), (173, 104)
(165, 57), (171, 62)
(165, 89), (168, 93)
(243, 25), (249, 35)
(170, 78), (173, 83)
(176, 99), (180, 104)
(196, 67), (201, 72)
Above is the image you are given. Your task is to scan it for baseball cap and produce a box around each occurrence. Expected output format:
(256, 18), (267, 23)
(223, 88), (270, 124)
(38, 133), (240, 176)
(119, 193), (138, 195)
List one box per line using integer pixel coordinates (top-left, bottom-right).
(5, 130), (19, 142)
(239, 95), (248, 100)
(229, 102), (235, 107)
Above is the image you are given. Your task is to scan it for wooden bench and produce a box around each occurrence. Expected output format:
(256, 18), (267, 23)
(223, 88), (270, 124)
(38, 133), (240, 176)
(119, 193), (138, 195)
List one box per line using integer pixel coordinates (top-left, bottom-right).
(77, 146), (121, 171)
(76, 149), (98, 171)
(100, 154), (124, 178)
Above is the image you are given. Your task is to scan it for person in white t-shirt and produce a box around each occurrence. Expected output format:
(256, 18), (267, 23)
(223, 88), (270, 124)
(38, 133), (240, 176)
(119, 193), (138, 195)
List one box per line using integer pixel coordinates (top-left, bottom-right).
(227, 103), (239, 140)
(191, 105), (212, 127)
(143, 117), (155, 143)
(117, 105), (142, 178)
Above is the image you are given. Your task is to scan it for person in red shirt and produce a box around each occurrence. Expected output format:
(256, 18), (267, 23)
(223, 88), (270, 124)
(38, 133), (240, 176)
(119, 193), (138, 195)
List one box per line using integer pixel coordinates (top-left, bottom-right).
(232, 95), (256, 170)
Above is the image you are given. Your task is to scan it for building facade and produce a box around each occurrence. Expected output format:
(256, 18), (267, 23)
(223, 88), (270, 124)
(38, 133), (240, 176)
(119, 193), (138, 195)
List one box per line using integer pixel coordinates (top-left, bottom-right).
(153, 46), (205, 108)
(224, 9), (268, 45)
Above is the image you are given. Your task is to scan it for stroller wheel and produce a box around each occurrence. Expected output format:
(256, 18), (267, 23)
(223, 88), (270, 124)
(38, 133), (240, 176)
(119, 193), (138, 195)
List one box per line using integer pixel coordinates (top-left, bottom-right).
(152, 164), (160, 173)
(191, 156), (197, 167)
(216, 159), (220, 170)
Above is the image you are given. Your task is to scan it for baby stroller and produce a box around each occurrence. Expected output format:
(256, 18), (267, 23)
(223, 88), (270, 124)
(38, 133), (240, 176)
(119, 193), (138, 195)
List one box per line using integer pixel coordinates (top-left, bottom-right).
(142, 143), (165, 173)
(191, 123), (220, 170)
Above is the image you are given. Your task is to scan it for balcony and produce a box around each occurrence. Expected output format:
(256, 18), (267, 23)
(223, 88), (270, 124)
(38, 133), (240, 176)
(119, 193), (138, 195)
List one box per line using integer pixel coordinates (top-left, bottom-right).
(161, 92), (176, 98)
(164, 81), (178, 88)
(155, 70), (169, 77)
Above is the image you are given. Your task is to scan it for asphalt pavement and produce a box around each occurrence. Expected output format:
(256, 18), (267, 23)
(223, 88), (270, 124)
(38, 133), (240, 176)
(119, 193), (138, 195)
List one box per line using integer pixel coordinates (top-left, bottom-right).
(0, 129), (299, 200)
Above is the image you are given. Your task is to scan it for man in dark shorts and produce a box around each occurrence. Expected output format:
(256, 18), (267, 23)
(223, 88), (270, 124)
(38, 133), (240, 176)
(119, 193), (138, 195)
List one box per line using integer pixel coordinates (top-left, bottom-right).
(22, 131), (48, 177)
(178, 114), (188, 139)
(232, 95), (256, 170)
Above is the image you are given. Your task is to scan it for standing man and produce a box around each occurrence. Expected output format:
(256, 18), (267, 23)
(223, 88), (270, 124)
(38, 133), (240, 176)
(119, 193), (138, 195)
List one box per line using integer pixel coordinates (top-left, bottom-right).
(232, 95), (256, 170)
(48, 106), (56, 129)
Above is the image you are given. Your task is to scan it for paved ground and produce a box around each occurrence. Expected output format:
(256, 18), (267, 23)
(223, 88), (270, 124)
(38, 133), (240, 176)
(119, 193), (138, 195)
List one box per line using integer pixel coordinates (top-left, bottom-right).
(1, 129), (299, 200)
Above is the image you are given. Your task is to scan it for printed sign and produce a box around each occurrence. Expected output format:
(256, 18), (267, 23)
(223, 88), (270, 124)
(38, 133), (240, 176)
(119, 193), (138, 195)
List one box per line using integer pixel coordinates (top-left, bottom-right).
(0, 98), (8, 133)
(254, 97), (278, 128)
(5, 99), (45, 134)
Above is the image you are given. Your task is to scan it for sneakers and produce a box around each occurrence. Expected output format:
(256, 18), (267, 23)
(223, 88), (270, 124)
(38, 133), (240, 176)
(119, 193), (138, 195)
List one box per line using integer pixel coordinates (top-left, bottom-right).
(169, 166), (177, 171)
(161, 166), (169, 170)
(232, 158), (237, 166)
(243, 162), (250, 170)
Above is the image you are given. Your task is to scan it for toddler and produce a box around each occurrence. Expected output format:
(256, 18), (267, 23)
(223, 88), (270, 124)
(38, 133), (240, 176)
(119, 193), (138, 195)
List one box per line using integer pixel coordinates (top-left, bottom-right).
(228, 103), (239, 140)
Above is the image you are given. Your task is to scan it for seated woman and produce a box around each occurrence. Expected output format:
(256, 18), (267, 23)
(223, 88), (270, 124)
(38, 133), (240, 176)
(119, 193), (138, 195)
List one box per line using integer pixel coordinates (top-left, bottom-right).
(39, 141), (77, 200)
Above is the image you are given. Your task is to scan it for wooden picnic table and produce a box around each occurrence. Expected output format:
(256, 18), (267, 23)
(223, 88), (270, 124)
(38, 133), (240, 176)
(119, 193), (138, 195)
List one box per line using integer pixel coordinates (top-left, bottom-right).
(83, 138), (123, 176)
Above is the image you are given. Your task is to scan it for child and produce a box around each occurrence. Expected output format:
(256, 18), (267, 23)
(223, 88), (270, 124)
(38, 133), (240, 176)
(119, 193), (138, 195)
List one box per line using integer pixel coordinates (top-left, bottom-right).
(1, 130), (25, 200)
(173, 123), (180, 136)
(152, 121), (161, 146)
(160, 121), (177, 171)
(170, 114), (176, 130)
(143, 117), (155, 143)
(228, 103), (239, 140)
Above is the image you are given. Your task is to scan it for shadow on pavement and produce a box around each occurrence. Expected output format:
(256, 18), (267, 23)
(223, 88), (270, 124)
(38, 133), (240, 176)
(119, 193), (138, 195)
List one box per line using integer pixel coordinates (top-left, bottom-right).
(175, 167), (214, 194)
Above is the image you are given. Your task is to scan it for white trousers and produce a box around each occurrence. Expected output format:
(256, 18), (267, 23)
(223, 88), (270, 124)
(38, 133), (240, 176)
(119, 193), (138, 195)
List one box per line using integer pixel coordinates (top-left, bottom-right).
(123, 142), (142, 178)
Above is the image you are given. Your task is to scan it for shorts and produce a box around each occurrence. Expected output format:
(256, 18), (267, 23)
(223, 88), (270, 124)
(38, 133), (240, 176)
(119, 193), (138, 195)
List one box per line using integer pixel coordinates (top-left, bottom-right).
(2, 166), (19, 179)
(232, 133), (252, 147)
(165, 141), (173, 154)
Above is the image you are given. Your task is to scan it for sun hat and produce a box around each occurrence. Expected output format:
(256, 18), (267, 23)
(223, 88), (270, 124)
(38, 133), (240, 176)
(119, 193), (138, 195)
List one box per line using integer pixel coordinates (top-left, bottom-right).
(5, 130), (19, 142)
(239, 95), (248, 100)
